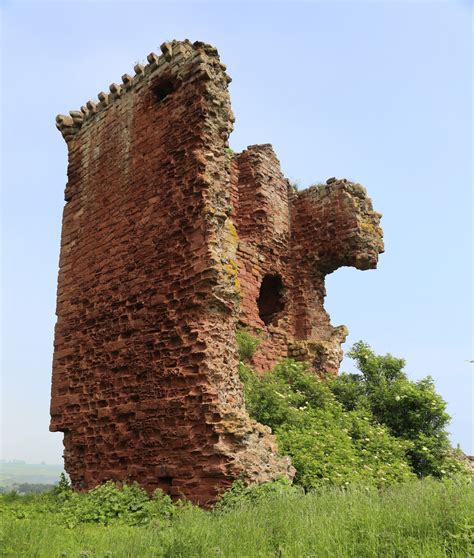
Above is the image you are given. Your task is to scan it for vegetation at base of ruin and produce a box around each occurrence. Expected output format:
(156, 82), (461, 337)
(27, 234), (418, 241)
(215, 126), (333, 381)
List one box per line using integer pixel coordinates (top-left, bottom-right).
(2, 341), (470, 555)
(50, 475), (175, 528)
(214, 476), (299, 512)
(241, 359), (416, 488)
(237, 336), (470, 487)
(1, 478), (473, 557)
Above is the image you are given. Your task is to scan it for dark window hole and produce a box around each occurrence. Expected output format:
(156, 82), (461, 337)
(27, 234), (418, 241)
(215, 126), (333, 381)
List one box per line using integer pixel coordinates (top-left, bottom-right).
(257, 274), (285, 326)
(158, 476), (173, 494)
(152, 78), (178, 104)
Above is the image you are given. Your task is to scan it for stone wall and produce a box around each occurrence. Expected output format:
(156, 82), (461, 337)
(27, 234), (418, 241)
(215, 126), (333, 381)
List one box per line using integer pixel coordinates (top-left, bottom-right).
(231, 152), (383, 374)
(51, 39), (383, 505)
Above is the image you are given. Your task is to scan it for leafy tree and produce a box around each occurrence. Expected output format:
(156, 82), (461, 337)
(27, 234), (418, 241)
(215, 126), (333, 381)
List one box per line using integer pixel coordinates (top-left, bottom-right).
(237, 332), (469, 488)
(240, 359), (415, 489)
(332, 342), (468, 478)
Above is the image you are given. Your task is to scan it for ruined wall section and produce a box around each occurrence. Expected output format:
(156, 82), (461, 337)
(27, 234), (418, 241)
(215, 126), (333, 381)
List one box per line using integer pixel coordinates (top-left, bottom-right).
(289, 178), (384, 372)
(230, 145), (295, 371)
(51, 41), (292, 505)
(231, 167), (384, 375)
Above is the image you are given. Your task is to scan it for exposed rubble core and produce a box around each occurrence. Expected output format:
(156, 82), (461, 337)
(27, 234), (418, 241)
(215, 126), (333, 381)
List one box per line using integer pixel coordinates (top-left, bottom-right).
(51, 40), (384, 505)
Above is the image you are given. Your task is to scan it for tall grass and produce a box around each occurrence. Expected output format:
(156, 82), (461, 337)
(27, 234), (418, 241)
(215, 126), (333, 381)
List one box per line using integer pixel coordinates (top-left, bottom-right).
(1, 478), (472, 557)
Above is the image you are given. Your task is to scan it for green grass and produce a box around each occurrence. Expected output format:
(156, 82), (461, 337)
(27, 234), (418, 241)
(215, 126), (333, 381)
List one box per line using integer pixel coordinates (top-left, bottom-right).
(1, 478), (473, 557)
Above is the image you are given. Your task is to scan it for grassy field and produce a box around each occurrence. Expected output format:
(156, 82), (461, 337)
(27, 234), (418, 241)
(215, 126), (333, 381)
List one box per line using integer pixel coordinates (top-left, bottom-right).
(1, 478), (473, 557)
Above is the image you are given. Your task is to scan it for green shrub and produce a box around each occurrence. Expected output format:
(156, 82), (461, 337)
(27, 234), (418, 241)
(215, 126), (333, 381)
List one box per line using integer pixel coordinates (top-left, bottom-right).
(241, 359), (416, 489)
(236, 327), (262, 362)
(60, 481), (174, 527)
(239, 343), (470, 487)
(51, 472), (71, 500)
(332, 341), (470, 478)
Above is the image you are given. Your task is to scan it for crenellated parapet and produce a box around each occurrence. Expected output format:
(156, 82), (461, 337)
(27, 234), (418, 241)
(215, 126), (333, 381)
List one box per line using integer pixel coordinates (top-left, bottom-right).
(55, 40), (231, 143)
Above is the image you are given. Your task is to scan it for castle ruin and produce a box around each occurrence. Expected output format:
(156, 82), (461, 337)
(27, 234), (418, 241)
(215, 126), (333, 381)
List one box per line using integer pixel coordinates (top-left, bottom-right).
(50, 40), (384, 505)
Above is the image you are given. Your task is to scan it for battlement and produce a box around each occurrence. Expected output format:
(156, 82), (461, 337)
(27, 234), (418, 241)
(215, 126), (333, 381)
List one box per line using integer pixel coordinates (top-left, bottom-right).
(56, 40), (230, 142)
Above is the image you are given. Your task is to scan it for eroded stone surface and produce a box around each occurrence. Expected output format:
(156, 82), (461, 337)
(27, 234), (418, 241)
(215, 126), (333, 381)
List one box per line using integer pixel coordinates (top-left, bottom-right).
(51, 39), (383, 505)
(231, 147), (383, 374)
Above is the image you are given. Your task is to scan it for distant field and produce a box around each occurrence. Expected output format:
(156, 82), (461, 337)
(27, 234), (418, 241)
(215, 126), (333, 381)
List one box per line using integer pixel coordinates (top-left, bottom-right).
(0, 462), (64, 488)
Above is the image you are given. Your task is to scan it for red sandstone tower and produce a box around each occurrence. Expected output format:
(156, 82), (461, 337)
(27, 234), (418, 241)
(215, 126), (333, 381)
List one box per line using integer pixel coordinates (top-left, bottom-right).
(51, 40), (383, 505)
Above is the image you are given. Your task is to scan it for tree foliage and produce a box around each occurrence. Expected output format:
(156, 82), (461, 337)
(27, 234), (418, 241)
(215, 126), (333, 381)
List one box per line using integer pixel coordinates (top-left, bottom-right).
(241, 360), (415, 489)
(333, 341), (467, 478)
(238, 336), (469, 489)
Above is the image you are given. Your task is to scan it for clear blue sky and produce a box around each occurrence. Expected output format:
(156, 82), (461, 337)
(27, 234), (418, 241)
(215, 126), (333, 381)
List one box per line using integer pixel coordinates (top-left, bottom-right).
(1, 1), (472, 464)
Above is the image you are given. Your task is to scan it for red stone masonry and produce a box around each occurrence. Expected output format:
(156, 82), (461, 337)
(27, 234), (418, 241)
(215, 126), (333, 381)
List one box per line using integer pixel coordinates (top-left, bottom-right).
(231, 146), (383, 374)
(51, 40), (383, 505)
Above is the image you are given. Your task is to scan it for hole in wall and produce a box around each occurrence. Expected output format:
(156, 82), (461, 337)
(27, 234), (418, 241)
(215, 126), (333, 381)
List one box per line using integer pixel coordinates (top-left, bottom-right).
(157, 476), (173, 494)
(257, 274), (285, 326)
(152, 77), (179, 104)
